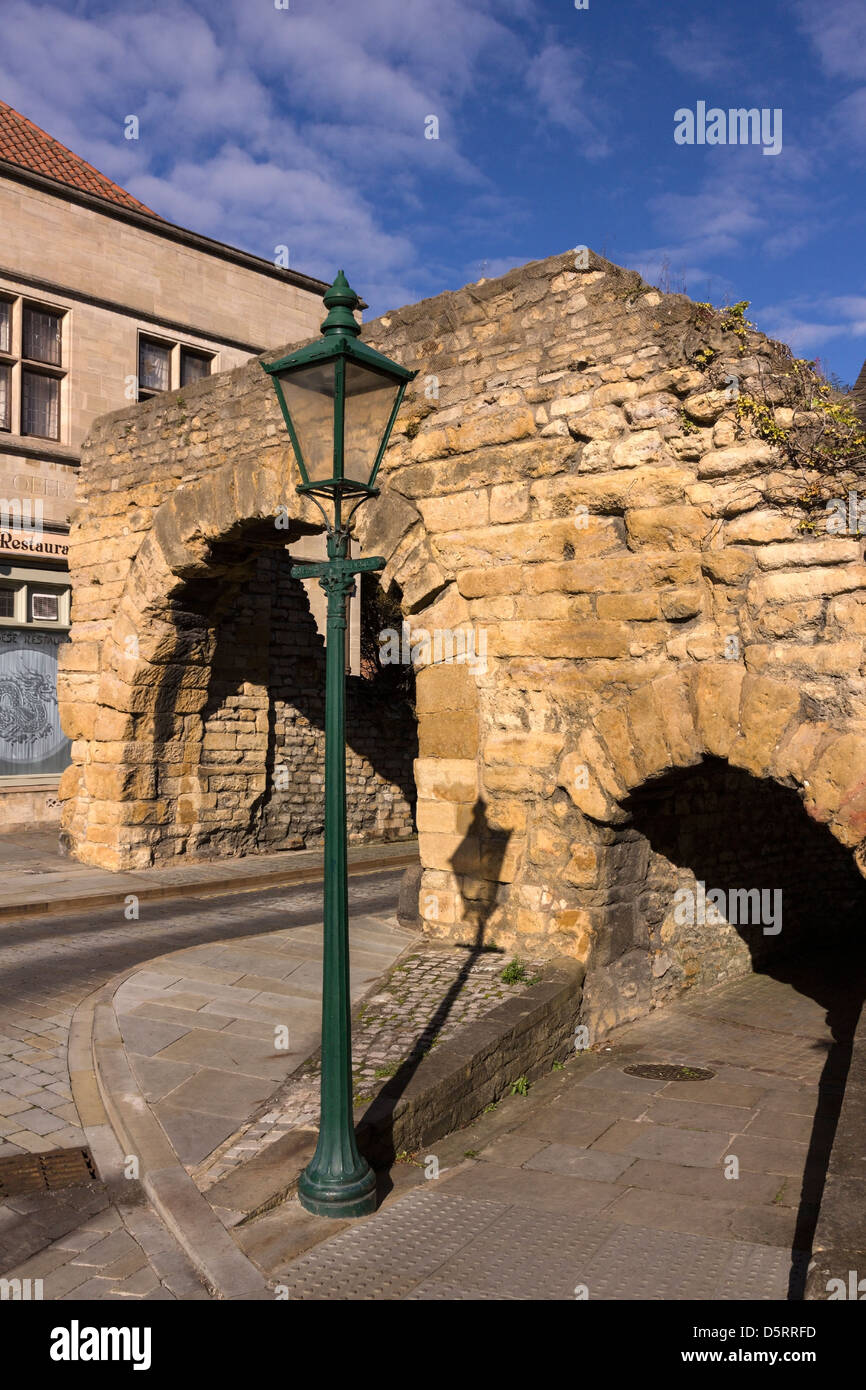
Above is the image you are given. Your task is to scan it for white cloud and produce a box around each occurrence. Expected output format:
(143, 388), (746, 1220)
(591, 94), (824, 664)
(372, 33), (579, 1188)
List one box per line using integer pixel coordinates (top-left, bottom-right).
(525, 43), (610, 158)
(795, 0), (866, 81)
(654, 20), (739, 81)
(0, 0), (537, 312)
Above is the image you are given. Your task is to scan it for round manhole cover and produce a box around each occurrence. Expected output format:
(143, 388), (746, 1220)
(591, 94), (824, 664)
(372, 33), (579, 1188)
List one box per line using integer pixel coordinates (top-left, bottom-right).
(623, 1064), (715, 1081)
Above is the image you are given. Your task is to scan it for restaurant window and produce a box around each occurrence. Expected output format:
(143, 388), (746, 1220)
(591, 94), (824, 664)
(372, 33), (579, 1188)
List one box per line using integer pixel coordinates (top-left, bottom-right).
(0, 567), (71, 780)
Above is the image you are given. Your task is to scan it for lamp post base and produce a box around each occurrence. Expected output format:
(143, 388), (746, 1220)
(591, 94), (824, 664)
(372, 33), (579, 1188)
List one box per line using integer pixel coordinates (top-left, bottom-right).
(297, 1161), (377, 1219)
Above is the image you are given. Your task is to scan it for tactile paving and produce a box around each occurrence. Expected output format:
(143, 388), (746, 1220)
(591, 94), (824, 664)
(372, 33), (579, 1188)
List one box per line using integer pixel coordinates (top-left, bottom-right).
(276, 1189), (792, 1300)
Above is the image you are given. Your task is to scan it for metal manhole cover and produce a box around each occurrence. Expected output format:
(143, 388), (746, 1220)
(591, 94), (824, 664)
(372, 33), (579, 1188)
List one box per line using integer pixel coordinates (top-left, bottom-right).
(623, 1064), (715, 1081)
(0, 1147), (97, 1199)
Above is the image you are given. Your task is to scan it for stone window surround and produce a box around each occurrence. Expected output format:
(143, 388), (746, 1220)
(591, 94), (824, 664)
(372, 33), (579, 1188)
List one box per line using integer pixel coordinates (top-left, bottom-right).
(137, 330), (216, 402)
(0, 290), (68, 443)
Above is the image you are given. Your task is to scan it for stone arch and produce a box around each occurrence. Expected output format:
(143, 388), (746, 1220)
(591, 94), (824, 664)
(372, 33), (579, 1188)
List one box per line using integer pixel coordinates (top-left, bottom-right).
(558, 663), (866, 859)
(59, 457), (445, 868)
(540, 663), (866, 1035)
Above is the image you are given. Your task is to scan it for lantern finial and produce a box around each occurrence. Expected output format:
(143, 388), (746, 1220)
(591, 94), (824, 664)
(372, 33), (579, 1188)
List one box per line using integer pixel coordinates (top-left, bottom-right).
(320, 270), (362, 338)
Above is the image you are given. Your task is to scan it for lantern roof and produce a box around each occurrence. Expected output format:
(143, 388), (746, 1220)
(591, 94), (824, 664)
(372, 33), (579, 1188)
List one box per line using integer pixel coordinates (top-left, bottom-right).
(262, 271), (416, 384)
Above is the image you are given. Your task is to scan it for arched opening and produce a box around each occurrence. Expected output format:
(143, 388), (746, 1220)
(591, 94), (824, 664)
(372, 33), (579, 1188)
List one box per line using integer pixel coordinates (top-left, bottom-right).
(143, 527), (417, 863)
(580, 757), (866, 1298)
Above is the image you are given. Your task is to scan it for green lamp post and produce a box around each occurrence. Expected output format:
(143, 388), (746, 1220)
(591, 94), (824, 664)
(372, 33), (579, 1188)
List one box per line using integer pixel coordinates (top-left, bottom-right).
(262, 272), (416, 1218)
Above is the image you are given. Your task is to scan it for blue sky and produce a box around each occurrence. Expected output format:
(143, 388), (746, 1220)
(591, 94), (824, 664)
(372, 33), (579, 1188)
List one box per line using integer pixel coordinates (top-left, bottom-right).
(1, 0), (864, 384)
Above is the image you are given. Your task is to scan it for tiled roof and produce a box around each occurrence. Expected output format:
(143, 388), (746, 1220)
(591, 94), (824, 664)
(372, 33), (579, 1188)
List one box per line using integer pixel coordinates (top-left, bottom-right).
(0, 99), (161, 217)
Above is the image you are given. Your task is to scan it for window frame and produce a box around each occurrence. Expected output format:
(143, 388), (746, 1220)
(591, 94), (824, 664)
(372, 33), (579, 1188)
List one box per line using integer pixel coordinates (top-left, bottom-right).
(180, 347), (213, 387)
(0, 294), (67, 442)
(137, 331), (217, 401)
(137, 333), (173, 400)
(20, 367), (62, 441)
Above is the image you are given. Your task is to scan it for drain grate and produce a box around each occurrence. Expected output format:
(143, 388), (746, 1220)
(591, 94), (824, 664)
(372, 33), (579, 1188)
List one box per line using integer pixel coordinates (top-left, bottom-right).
(0, 1147), (97, 1199)
(623, 1063), (715, 1081)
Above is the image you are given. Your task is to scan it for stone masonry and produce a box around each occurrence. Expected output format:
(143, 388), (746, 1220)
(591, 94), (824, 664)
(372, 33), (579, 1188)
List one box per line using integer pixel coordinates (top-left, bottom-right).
(59, 249), (866, 1037)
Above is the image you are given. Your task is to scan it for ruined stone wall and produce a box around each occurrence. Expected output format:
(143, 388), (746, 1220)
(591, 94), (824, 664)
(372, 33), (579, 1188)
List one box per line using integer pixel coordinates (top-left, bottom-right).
(60, 249), (866, 1034)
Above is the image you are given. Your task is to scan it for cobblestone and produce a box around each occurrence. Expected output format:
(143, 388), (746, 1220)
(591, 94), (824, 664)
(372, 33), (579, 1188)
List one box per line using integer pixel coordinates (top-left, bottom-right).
(196, 945), (543, 1190)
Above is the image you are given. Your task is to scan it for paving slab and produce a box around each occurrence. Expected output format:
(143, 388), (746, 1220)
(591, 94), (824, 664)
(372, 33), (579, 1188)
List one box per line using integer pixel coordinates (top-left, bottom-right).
(263, 961), (855, 1299)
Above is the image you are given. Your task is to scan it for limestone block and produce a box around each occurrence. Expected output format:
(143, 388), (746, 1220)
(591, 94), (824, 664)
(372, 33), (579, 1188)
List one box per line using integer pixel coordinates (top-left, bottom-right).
(754, 539), (861, 570)
(414, 758), (478, 803)
(725, 510), (805, 544)
(84, 764), (156, 800)
(484, 798), (527, 832)
(660, 587), (704, 620)
(701, 550), (756, 586)
(418, 488), (489, 532)
(434, 517), (620, 569)
(354, 488), (420, 560)
(457, 565), (522, 598)
(419, 712), (478, 759)
(490, 482), (530, 523)
(611, 429), (667, 470)
(697, 442), (779, 479)
(594, 706), (643, 789)
(624, 392), (680, 429)
(693, 663), (745, 758)
(648, 671), (703, 768)
(728, 675), (802, 776)
(484, 732), (565, 766)
(744, 641), (862, 678)
(415, 662), (477, 714)
(489, 620), (630, 659)
(625, 506), (710, 551)
(593, 381), (640, 406)
(415, 800), (476, 835)
(829, 594), (866, 636)
(596, 593), (660, 621)
(626, 686), (672, 781)
(681, 390), (728, 424)
(749, 566), (866, 605)
(450, 407), (536, 454)
(563, 843), (601, 887)
(549, 392), (593, 418)
(526, 557), (648, 595)
(529, 823), (570, 863)
(565, 406), (625, 441)
(803, 734), (866, 834)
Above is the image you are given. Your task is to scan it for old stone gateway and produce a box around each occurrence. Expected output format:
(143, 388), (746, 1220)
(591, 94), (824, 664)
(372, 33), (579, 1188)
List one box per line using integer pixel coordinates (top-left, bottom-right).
(58, 250), (866, 1038)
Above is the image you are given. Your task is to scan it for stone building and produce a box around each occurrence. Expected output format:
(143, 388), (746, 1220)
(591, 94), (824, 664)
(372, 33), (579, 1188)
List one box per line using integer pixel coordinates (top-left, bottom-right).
(0, 98), (327, 827)
(58, 249), (866, 1036)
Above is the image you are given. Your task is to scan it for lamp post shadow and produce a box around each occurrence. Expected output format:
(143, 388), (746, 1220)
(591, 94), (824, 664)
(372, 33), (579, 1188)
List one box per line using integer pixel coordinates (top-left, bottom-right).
(357, 796), (510, 1202)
